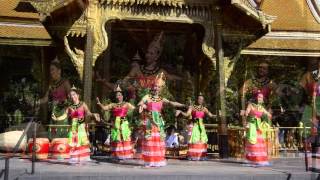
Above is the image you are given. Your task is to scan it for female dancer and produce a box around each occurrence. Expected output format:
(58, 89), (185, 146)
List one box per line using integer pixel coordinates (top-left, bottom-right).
(176, 93), (215, 160)
(67, 86), (100, 164)
(138, 72), (185, 167)
(243, 91), (271, 166)
(40, 59), (71, 139)
(97, 85), (135, 160)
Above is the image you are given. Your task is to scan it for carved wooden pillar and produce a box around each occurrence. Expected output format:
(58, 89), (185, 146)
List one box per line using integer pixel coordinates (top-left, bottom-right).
(215, 19), (228, 158)
(39, 47), (49, 124)
(83, 26), (94, 107)
(83, 0), (97, 107)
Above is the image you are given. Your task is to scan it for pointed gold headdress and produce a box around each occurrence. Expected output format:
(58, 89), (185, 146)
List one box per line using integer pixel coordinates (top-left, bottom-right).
(132, 51), (141, 61)
(154, 72), (166, 87)
(114, 84), (122, 92)
(70, 84), (81, 94)
(71, 84), (77, 91)
(147, 31), (164, 54)
(52, 56), (60, 63)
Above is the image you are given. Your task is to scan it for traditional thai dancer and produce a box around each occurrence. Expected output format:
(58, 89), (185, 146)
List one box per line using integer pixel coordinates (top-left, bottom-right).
(96, 85), (135, 160)
(67, 86), (100, 164)
(176, 93), (215, 161)
(40, 59), (71, 139)
(243, 91), (271, 166)
(300, 60), (320, 171)
(300, 60), (320, 135)
(138, 72), (185, 167)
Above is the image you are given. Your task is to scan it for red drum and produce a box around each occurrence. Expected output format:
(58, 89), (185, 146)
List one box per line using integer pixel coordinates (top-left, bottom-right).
(28, 138), (49, 160)
(51, 138), (70, 159)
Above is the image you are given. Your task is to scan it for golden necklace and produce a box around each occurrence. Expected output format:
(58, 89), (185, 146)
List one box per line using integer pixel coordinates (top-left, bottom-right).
(115, 102), (126, 108)
(50, 78), (64, 91)
(71, 101), (83, 110)
(150, 95), (162, 102)
(193, 104), (205, 111)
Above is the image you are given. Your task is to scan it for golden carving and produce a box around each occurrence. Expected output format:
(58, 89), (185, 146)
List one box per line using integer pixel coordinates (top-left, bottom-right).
(201, 23), (216, 67)
(88, 3), (214, 61)
(102, 0), (191, 6)
(64, 36), (84, 80)
(92, 20), (108, 64)
(67, 14), (87, 37)
(28, 0), (63, 14)
(30, 0), (216, 68)
(85, 0), (109, 65)
(257, 10), (277, 28)
(231, 0), (276, 27)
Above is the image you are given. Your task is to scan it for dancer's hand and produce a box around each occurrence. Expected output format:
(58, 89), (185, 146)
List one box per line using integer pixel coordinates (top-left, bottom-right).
(138, 104), (146, 113)
(96, 97), (101, 105)
(139, 105), (144, 113)
(240, 110), (245, 116)
(175, 110), (181, 117)
(93, 113), (100, 122)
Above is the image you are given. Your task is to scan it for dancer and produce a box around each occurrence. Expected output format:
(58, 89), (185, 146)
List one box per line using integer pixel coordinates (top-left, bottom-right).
(40, 58), (71, 139)
(97, 85), (135, 160)
(138, 72), (185, 167)
(176, 93), (215, 160)
(67, 86), (100, 164)
(243, 91), (271, 166)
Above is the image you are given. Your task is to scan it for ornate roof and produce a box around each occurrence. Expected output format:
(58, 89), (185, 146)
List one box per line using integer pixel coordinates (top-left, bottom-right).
(243, 32), (320, 57)
(230, 0), (276, 27)
(242, 0), (320, 57)
(260, 0), (320, 32)
(0, 0), (52, 46)
(0, 0), (39, 19)
(24, 0), (274, 27)
(307, 0), (320, 23)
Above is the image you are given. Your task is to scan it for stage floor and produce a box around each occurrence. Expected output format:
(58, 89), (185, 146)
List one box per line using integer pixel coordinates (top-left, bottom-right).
(0, 156), (317, 180)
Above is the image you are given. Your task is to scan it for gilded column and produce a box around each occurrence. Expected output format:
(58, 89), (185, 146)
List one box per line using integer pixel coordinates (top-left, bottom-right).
(214, 7), (228, 159)
(83, 0), (98, 107)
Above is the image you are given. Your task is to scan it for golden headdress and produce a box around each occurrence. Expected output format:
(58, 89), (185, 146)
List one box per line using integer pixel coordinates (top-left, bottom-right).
(70, 84), (80, 94)
(52, 56), (60, 63)
(154, 72), (166, 87)
(132, 51), (141, 61)
(147, 31), (165, 54)
(114, 84), (122, 92)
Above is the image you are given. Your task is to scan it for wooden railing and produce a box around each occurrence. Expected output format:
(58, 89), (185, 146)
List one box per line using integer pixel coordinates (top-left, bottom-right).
(30, 123), (313, 158)
(206, 125), (311, 158)
(227, 126), (280, 158)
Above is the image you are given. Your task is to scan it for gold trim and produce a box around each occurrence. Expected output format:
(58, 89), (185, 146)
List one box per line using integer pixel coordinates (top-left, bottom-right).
(0, 38), (53, 46)
(241, 49), (320, 57)
(51, 111), (68, 121)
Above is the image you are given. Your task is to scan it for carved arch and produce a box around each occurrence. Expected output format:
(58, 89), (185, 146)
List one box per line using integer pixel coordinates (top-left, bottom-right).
(90, 3), (215, 66)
